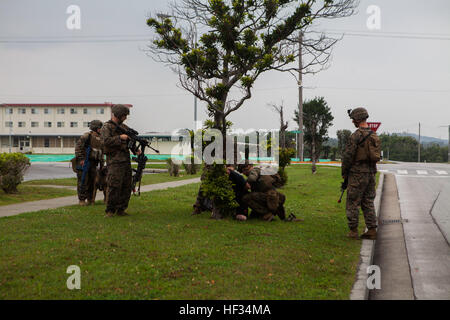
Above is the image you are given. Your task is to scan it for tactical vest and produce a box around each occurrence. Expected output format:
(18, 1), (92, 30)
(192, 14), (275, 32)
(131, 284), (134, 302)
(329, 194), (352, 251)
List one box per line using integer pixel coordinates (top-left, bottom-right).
(89, 132), (104, 162)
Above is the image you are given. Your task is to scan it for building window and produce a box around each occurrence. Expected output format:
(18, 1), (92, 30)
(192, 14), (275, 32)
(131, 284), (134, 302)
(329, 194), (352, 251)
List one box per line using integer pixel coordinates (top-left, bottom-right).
(97, 108), (104, 115)
(57, 122), (65, 128)
(57, 108), (65, 114)
(18, 108), (26, 114)
(44, 138), (50, 148)
(31, 122), (39, 128)
(44, 108), (51, 114)
(83, 122), (90, 128)
(5, 121), (13, 128)
(83, 108), (91, 115)
(31, 108), (39, 114)
(70, 108), (78, 114)
(6, 108), (13, 114)
(44, 122), (52, 128)
(70, 122), (78, 128)
(18, 122), (26, 128)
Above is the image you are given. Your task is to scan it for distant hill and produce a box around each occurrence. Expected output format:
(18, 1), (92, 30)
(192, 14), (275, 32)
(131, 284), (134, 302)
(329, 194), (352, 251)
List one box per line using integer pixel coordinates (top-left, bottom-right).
(390, 132), (448, 146)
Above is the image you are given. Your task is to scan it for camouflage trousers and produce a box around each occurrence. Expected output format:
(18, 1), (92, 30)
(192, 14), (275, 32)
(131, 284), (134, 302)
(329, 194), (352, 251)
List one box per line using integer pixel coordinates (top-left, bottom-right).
(242, 190), (286, 219)
(346, 172), (378, 230)
(105, 163), (132, 213)
(77, 165), (98, 201)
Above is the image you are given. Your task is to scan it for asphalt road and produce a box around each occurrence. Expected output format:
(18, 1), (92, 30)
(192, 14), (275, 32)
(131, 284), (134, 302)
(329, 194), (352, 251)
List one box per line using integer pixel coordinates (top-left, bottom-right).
(23, 162), (76, 181)
(378, 162), (450, 299)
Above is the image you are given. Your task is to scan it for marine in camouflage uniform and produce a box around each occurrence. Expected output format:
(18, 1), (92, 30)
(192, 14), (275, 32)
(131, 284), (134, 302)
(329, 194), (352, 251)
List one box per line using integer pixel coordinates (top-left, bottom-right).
(239, 164), (286, 221)
(74, 120), (104, 206)
(342, 108), (380, 240)
(101, 104), (133, 217)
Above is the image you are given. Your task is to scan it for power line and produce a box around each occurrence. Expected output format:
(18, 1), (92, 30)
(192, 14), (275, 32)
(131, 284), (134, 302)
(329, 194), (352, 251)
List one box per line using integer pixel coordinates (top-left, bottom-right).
(1, 84), (450, 99)
(1, 29), (450, 43)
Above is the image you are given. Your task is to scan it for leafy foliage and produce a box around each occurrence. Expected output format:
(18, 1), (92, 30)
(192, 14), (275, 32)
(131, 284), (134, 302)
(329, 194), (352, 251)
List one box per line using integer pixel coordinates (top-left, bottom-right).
(337, 129), (352, 158)
(200, 164), (238, 214)
(294, 97), (334, 172)
(147, 0), (357, 132)
(0, 153), (31, 194)
(380, 133), (449, 163)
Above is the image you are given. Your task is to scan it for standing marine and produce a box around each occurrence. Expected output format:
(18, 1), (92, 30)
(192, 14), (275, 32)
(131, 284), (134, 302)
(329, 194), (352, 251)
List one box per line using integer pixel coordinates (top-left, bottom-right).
(342, 107), (381, 240)
(100, 104), (137, 217)
(74, 120), (104, 206)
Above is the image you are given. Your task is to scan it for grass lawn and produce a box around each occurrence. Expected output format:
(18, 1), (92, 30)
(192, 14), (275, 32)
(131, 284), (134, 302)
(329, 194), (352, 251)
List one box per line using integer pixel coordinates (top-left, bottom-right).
(0, 165), (365, 300)
(23, 172), (200, 188)
(0, 186), (77, 207)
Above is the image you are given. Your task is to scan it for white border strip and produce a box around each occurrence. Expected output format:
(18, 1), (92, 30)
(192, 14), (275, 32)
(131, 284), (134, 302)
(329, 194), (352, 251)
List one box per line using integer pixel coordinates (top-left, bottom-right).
(350, 173), (385, 300)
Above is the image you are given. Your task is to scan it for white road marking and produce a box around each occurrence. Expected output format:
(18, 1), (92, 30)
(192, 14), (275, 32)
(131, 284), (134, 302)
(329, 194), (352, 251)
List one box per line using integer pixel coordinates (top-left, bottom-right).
(397, 170), (408, 175)
(436, 171), (448, 175)
(417, 170), (428, 175)
(379, 170), (389, 173)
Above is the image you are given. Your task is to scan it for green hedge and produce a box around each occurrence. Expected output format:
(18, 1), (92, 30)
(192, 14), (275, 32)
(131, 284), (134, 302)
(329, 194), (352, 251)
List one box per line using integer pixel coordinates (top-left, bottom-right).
(0, 153), (31, 194)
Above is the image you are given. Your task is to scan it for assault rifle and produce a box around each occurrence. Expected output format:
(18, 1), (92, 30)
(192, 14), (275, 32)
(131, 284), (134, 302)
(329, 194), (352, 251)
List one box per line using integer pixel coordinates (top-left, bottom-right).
(111, 123), (160, 196)
(338, 177), (348, 204)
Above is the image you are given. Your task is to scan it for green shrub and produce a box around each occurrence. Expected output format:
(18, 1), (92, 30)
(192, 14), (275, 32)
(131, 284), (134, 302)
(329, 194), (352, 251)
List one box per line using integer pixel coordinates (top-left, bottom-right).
(279, 148), (296, 169)
(277, 148), (296, 187)
(278, 167), (288, 186)
(166, 158), (180, 177)
(0, 153), (31, 193)
(200, 164), (238, 217)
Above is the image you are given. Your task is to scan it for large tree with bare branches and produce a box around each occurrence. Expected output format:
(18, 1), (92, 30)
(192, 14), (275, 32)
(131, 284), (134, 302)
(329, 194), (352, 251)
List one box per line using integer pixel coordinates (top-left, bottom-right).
(147, 0), (357, 141)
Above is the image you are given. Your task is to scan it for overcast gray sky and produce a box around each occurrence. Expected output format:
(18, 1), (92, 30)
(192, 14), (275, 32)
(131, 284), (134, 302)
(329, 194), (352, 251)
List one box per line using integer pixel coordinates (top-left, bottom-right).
(1, 0), (449, 139)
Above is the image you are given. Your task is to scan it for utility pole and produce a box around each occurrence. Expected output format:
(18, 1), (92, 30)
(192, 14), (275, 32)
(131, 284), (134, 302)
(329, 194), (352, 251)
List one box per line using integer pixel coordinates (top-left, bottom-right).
(418, 122), (421, 163)
(297, 32), (304, 162)
(448, 125), (450, 163)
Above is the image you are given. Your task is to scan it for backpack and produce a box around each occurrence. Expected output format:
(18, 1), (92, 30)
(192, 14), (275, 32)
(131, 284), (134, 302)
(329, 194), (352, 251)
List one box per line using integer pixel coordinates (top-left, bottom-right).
(355, 130), (381, 163)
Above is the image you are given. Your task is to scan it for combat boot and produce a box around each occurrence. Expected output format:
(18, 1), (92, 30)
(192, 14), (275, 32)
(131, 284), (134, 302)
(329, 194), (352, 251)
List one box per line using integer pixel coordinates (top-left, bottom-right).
(347, 228), (359, 239)
(104, 211), (115, 218)
(360, 228), (377, 240)
(79, 200), (87, 206)
(275, 204), (286, 221)
(263, 213), (275, 222)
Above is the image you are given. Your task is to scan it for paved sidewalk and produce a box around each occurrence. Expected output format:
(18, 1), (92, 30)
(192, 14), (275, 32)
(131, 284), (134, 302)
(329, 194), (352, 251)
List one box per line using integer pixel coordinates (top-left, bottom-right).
(370, 174), (415, 300)
(0, 178), (200, 218)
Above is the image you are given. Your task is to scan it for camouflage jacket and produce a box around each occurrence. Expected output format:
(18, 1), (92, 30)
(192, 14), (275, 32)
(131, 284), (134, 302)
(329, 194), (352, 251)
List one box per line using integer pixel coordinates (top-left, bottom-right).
(247, 167), (276, 193)
(75, 131), (104, 164)
(100, 120), (131, 165)
(342, 127), (378, 176)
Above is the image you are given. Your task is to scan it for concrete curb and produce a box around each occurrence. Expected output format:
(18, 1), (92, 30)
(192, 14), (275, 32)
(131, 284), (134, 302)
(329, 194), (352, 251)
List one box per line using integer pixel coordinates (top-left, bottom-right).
(350, 173), (385, 300)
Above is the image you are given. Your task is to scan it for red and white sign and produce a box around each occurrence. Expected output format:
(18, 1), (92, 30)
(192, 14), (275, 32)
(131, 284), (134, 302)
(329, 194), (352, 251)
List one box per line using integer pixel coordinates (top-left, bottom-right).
(367, 122), (382, 132)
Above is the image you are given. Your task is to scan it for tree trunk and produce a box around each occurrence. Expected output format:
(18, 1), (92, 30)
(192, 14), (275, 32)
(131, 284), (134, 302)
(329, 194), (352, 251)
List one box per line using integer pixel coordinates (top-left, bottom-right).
(311, 122), (317, 174)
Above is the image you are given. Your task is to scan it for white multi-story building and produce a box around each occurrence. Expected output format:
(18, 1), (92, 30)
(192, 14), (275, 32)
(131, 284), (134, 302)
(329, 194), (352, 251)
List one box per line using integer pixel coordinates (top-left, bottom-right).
(0, 103), (122, 154)
(0, 103), (184, 155)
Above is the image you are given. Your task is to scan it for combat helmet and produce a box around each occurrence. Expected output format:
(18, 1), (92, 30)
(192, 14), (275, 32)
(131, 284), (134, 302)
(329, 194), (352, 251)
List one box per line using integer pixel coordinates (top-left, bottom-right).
(112, 104), (130, 118)
(348, 107), (369, 122)
(89, 120), (103, 131)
